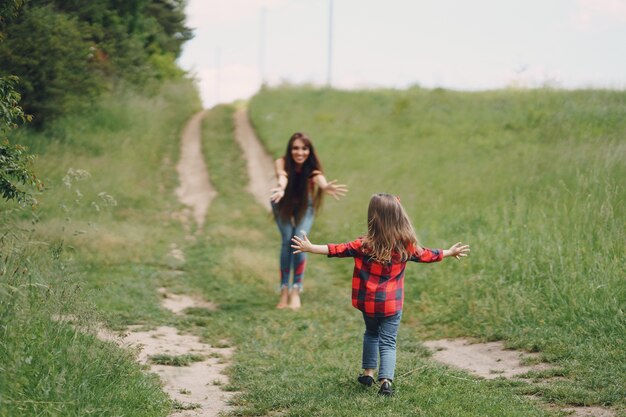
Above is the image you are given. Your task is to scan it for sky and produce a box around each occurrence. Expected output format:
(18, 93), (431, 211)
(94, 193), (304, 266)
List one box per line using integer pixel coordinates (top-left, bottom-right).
(177, 0), (626, 108)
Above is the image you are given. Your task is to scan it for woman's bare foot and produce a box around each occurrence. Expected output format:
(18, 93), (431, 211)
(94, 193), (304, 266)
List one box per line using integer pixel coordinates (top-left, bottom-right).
(276, 287), (289, 309)
(288, 289), (301, 310)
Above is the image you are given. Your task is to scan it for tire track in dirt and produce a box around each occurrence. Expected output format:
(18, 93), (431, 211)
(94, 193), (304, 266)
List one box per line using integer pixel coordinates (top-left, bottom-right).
(232, 106), (274, 211)
(175, 109), (217, 229)
(101, 110), (234, 416)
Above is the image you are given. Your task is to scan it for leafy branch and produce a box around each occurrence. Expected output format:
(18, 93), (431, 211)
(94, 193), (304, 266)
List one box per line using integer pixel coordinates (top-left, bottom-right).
(0, 76), (42, 207)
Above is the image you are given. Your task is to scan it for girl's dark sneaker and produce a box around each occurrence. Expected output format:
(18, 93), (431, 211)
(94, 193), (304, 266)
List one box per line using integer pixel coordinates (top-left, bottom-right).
(378, 380), (393, 396)
(357, 375), (374, 387)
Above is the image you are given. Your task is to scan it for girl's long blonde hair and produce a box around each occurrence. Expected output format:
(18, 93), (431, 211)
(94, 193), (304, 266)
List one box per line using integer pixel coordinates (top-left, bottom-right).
(362, 193), (422, 263)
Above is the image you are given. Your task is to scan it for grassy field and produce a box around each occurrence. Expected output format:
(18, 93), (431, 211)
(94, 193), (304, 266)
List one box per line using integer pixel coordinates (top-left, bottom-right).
(176, 103), (553, 416)
(1, 83), (623, 416)
(0, 80), (201, 416)
(246, 86), (625, 410)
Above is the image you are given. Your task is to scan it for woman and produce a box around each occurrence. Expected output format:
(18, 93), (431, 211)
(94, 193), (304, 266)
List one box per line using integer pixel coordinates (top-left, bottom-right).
(270, 132), (348, 309)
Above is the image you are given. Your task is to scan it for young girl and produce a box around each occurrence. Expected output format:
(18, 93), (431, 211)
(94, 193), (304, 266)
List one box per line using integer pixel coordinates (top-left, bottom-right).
(270, 132), (348, 310)
(291, 193), (469, 396)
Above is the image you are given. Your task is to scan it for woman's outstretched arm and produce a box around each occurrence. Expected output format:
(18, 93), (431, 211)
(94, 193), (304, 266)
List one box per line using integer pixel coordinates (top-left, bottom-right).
(270, 158), (288, 203)
(312, 174), (348, 200)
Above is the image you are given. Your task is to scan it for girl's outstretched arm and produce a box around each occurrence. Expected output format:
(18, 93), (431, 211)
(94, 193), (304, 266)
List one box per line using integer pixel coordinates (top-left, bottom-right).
(291, 233), (329, 255)
(443, 242), (471, 260)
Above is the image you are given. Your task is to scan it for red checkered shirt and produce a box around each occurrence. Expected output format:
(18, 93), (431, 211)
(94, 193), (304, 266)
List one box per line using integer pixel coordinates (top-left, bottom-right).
(327, 238), (443, 317)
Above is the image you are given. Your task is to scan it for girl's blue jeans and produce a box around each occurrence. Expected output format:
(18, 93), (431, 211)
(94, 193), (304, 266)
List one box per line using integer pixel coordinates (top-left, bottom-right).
(271, 201), (314, 290)
(361, 311), (402, 381)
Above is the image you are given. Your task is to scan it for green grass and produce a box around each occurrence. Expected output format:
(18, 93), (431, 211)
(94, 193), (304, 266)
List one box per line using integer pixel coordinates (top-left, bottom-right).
(1, 82), (623, 416)
(0, 79), (201, 416)
(149, 353), (205, 366)
(171, 103), (554, 416)
(246, 86), (625, 410)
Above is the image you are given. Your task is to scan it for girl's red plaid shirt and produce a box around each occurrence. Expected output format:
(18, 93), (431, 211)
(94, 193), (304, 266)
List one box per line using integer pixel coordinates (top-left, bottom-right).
(327, 238), (443, 318)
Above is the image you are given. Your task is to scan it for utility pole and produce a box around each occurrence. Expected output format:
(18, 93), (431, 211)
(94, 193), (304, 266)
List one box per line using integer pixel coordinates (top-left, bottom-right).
(327, 0), (333, 87)
(259, 7), (267, 86)
(215, 47), (220, 104)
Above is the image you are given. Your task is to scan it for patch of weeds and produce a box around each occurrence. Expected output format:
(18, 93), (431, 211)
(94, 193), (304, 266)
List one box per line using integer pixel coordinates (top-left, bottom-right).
(212, 379), (223, 386)
(213, 339), (231, 348)
(149, 353), (204, 366)
(179, 388), (191, 395)
(208, 352), (223, 359)
(171, 400), (201, 410)
(184, 307), (214, 317)
(402, 340), (431, 356)
(487, 378), (529, 389)
(522, 368), (569, 380)
(180, 316), (212, 327)
(519, 355), (543, 366)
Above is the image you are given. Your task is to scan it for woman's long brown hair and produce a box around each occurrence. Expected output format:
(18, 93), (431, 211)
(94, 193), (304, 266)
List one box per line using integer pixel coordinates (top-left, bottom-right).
(362, 193), (423, 262)
(277, 132), (324, 222)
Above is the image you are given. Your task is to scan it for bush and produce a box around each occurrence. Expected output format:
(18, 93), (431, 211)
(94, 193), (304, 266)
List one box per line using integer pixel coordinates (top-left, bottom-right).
(0, 5), (104, 126)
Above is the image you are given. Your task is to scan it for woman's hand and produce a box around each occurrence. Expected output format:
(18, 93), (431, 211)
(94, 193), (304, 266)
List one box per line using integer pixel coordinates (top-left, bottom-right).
(445, 242), (471, 260)
(324, 180), (348, 200)
(270, 187), (285, 203)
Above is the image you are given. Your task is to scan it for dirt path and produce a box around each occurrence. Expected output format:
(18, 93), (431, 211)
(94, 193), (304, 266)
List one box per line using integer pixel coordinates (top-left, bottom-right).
(100, 292), (234, 417)
(175, 110), (217, 228)
(100, 110), (233, 416)
(123, 325), (232, 415)
(423, 339), (616, 416)
(233, 107), (275, 211)
(423, 339), (551, 380)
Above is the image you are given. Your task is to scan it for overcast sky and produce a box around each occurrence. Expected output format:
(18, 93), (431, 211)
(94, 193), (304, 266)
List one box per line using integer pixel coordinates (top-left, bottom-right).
(178, 0), (626, 108)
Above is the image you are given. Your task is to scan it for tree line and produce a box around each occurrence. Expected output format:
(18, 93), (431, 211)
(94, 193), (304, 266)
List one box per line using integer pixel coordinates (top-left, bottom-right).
(1, 0), (193, 205)
(0, 0), (192, 126)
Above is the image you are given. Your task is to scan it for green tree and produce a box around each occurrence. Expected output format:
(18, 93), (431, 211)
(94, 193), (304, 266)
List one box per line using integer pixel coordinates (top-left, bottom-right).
(0, 0), (193, 124)
(0, 76), (41, 206)
(0, 0), (26, 41)
(0, 0), (41, 206)
(0, 5), (104, 126)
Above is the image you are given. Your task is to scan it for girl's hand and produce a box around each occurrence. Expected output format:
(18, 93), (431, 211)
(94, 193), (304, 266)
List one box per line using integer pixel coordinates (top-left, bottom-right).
(291, 232), (312, 254)
(446, 242), (470, 260)
(270, 187), (285, 203)
(324, 180), (348, 200)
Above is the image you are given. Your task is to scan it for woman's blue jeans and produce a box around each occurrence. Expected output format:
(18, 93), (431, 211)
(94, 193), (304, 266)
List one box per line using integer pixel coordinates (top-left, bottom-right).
(361, 311), (402, 381)
(271, 201), (314, 290)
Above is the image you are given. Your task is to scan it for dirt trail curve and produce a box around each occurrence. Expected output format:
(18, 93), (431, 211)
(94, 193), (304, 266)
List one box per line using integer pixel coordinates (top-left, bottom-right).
(176, 109), (217, 228)
(233, 107), (275, 211)
(100, 110), (232, 417)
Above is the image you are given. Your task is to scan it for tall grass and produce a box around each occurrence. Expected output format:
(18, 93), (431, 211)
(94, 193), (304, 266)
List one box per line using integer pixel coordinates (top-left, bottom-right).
(249, 86), (626, 406)
(0, 80), (201, 416)
(0, 234), (170, 417)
